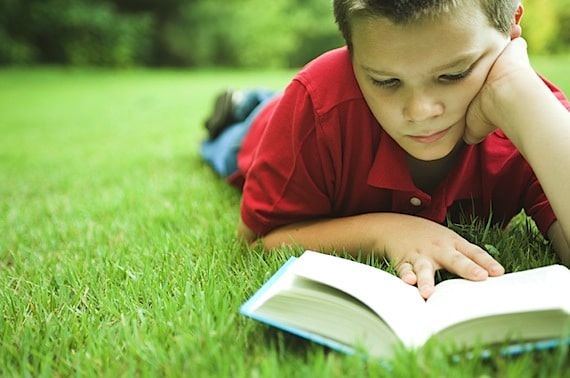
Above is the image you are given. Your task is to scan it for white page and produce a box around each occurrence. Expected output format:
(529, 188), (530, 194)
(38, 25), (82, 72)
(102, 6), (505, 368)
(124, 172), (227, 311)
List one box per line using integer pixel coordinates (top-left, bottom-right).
(421, 265), (570, 344)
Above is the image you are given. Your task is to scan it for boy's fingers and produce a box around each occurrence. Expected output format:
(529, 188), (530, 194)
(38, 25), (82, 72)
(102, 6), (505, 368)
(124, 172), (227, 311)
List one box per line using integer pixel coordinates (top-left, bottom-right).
(396, 262), (417, 285)
(459, 242), (505, 277)
(413, 258), (436, 299)
(464, 38), (530, 146)
(439, 249), (489, 282)
(510, 36), (528, 52)
(441, 243), (505, 283)
(394, 238), (505, 299)
(464, 101), (494, 145)
(463, 127), (486, 145)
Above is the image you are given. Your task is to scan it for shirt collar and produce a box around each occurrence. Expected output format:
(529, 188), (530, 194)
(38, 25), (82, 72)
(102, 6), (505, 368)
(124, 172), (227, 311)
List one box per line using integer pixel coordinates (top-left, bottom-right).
(367, 131), (416, 191)
(367, 129), (482, 199)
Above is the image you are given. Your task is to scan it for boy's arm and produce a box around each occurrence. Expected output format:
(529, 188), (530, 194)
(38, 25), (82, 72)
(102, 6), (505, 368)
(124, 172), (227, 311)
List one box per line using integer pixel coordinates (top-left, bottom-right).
(548, 221), (570, 265)
(238, 213), (504, 299)
(465, 37), (570, 263)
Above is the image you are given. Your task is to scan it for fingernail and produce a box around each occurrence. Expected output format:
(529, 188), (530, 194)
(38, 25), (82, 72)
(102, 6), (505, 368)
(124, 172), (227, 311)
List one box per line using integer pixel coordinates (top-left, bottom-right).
(473, 267), (488, 278)
(420, 285), (433, 298)
(491, 263), (505, 275)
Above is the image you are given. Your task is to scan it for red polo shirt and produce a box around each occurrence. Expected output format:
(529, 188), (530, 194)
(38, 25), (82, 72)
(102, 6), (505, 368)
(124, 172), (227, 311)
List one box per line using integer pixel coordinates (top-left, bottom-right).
(230, 47), (570, 237)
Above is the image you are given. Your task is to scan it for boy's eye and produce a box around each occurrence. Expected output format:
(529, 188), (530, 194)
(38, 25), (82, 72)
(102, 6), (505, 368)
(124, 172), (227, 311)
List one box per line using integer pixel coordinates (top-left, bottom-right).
(439, 67), (473, 83)
(371, 78), (401, 89)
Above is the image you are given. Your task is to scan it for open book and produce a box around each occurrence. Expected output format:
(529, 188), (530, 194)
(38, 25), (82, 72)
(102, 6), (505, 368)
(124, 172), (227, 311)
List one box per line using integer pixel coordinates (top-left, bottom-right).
(240, 251), (570, 359)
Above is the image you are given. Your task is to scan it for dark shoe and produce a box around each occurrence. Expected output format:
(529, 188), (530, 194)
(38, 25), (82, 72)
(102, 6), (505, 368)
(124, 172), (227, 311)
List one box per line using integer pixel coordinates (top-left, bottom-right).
(204, 89), (236, 140)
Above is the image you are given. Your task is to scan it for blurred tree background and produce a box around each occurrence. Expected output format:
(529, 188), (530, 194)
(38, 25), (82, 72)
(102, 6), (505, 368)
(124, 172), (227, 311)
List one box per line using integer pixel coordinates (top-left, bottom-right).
(0, 0), (568, 68)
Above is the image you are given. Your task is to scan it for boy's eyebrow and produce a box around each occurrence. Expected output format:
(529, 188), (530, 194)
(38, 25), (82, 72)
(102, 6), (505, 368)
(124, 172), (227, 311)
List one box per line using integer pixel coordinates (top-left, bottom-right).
(361, 53), (480, 76)
(431, 53), (480, 72)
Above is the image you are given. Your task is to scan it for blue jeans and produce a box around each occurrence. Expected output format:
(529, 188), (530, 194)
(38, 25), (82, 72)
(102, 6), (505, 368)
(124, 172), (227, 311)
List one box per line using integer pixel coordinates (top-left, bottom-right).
(200, 89), (276, 177)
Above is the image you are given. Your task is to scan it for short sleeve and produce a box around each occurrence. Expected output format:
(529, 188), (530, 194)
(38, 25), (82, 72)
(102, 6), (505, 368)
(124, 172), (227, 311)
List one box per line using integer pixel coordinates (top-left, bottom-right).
(240, 80), (333, 236)
(522, 174), (556, 236)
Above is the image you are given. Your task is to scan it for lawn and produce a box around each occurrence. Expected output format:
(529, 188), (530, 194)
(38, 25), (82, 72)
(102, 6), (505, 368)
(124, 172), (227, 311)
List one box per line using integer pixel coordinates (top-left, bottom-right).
(0, 54), (569, 377)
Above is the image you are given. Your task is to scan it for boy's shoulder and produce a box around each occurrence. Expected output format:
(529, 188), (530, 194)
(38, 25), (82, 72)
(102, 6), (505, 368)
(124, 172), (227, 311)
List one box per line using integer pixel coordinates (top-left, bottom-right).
(293, 47), (364, 114)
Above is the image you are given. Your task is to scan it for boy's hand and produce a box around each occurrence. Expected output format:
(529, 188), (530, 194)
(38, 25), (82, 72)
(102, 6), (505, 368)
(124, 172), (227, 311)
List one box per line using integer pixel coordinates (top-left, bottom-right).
(384, 215), (505, 299)
(464, 34), (531, 145)
(258, 213), (505, 300)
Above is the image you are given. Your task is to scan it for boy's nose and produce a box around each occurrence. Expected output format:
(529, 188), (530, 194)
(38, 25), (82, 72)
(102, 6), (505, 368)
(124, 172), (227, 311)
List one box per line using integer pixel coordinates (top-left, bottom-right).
(403, 91), (444, 123)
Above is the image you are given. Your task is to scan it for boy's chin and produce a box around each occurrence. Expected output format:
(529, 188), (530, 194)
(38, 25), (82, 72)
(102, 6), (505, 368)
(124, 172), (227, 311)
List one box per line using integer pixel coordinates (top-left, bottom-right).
(407, 142), (463, 162)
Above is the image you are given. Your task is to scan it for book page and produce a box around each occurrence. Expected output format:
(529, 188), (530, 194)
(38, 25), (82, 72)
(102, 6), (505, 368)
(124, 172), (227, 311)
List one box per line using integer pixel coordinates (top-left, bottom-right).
(422, 265), (570, 344)
(254, 276), (402, 358)
(241, 255), (404, 358)
(292, 251), (426, 346)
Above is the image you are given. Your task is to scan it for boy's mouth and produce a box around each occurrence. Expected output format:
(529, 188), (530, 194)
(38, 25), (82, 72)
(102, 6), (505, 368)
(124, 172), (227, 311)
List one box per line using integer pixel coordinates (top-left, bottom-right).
(409, 126), (453, 144)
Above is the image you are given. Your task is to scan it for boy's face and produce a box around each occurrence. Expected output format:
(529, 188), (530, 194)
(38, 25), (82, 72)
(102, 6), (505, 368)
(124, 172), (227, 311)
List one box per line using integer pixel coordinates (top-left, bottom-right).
(351, 6), (510, 161)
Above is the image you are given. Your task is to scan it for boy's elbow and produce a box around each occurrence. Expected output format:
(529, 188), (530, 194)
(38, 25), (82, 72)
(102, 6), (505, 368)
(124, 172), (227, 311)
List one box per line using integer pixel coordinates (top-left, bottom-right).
(237, 218), (292, 251)
(237, 218), (259, 246)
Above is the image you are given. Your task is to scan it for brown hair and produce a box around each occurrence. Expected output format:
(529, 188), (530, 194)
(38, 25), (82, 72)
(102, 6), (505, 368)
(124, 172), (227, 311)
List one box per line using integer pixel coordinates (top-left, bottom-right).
(334, 0), (520, 50)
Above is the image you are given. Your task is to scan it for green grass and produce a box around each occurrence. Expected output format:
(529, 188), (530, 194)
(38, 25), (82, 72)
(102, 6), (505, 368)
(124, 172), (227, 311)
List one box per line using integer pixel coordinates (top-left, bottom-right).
(0, 56), (569, 377)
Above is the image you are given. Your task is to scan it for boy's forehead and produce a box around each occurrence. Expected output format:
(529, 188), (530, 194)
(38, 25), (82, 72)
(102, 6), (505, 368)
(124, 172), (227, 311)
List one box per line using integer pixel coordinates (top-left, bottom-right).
(351, 8), (503, 73)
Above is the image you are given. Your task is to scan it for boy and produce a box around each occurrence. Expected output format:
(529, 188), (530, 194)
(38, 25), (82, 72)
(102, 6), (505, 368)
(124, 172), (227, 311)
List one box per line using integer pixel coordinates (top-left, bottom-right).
(201, 0), (570, 298)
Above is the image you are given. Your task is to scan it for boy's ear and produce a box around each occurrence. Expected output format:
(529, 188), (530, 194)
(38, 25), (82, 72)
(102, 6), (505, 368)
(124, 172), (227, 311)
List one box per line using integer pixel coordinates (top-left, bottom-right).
(514, 3), (524, 25)
(510, 3), (524, 39)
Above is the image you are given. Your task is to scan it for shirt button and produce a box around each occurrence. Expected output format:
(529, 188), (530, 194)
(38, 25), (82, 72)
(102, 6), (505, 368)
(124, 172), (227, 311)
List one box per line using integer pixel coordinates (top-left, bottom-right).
(410, 197), (422, 206)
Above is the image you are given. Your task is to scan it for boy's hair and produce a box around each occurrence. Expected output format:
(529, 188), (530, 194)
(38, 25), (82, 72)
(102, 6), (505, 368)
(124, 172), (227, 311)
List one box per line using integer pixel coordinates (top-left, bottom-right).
(334, 0), (519, 50)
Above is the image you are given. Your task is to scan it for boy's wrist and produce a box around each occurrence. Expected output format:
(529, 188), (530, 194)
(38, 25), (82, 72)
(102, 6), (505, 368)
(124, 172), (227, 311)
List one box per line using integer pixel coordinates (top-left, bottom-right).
(482, 69), (546, 144)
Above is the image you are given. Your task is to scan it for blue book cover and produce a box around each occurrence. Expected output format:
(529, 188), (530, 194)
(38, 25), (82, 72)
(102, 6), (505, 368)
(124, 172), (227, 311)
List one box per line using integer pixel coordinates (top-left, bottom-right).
(239, 256), (357, 356)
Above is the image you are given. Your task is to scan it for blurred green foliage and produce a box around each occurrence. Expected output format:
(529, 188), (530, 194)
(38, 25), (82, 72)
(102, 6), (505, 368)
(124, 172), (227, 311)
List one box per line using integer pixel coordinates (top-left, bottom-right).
(521, 0), (570, 54)
(0, 0), (154, 66)
(0, 0), (568, 67)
